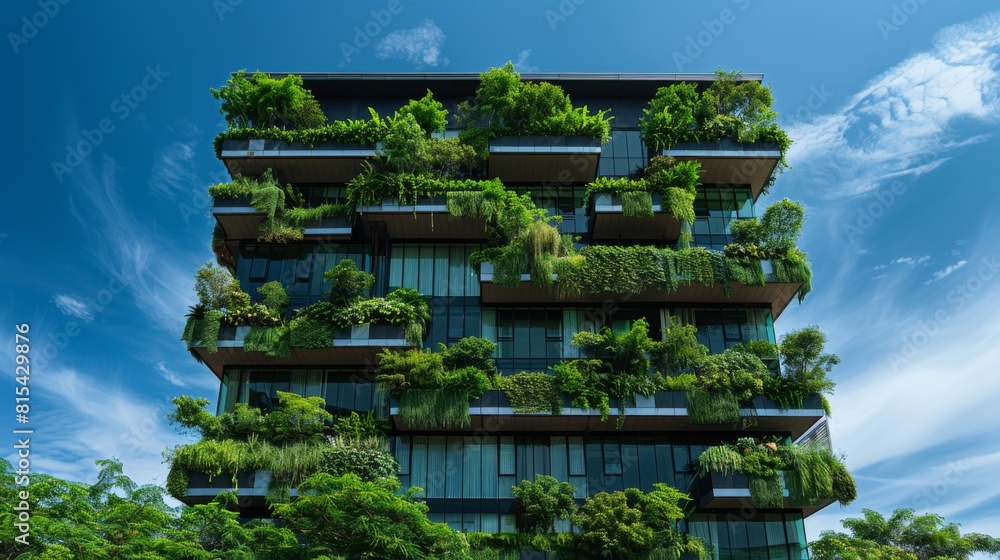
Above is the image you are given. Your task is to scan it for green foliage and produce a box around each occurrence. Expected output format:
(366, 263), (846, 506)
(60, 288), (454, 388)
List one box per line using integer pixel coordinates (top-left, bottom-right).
(243, 325), (292, 357)
(397, 89), (448, 134)
(213, 106), (387, 155)
(653, 317), (708, 375)
(813, 508), (1000, 560)
(193, 261), (243, 310)
(211, 70), (327, 130)
(377, 338), (493, 428)
(459, 61), (612, 143)
(257, 281), (290, 314)
(324, 258), (374, 306)
(207, 170), (310, 243)
(275, 473), (472, 560)
(288, 314), (334, 348)
(767, 325), (839, 409)
(332, 411), (389, 441)
(283, 202), (353, 225)
(320, 437), (398, 482)
(381, 111), (430, 174)
(638, 69), (792, 192)
(496, 372), (563, 414)
(685, 389), (739, 424)
(584, 157), (702, 225)
(694, 439), (857, 509)
(441, 336), (498, 377)
(512, 475), (577, 534)
(348, 169), (490, 206)
(553, 359), (611, 421)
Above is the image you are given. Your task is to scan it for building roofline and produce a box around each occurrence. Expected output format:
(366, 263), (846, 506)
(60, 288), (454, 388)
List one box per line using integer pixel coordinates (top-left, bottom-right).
(253, 71), (765, 98)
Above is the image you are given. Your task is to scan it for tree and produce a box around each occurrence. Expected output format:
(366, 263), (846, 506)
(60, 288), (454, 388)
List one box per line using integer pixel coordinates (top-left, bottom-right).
(511, 475), (577, 534)
(194, 261), (244, 311)
(811, 508), (1000, 560)
(324, 258), (374, 307)
(274, 473), (472, 560)
(771, 325), (838, 408)
(397, 90), (448, 135)
(211, 70), (327, 130)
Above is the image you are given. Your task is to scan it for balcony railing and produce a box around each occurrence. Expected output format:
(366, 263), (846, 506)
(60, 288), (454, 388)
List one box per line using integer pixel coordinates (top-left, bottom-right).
(212, 196), (264, 240)
(488, 136), (601, 184)
(194, 323), (411, 378)
(356, 196), (489, 239)
(219, 138), (376, 183)
(478, 262), (803, 319)
(663, 140), (781, 200)
(589, 192), (683, 242)
(693, 471), (835, 517)
(390, 390), (825, 438)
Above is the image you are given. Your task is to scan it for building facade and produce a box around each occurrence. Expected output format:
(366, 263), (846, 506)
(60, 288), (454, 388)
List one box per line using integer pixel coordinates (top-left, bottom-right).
(185, 70), (842, 559)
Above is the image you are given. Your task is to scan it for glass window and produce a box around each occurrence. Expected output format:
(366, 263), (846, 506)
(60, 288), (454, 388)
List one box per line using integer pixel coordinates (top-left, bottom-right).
(390, 243), (480, 297)
(493, 309), (563, 374)
(692, 186), (755, 250)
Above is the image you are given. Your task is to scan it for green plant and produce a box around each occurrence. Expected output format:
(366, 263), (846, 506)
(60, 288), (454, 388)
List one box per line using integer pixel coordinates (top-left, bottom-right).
(397, 89), (448, 135)
(211, 70), (326, 130)
(324, 258), (374, 306)
(511, 475), (577, 534)
(441, 336), (498, 378)
(242, 325), (291, 357)
(496, 372), (563, 414)
(212, 107), (389, 155)
(257, 281), (290, 315)
(766, 325), (839, 410)
(319, 437), (398, 482)
(332, 411), (389, 441)
(288, 314), (334, 348)
(458, 62), (612, 145)
(652, 317), (708, 375)
(552, 359), (611, 420)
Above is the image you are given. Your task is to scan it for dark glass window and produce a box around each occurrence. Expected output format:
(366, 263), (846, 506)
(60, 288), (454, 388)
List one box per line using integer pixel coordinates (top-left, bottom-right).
(692, 186), (756, 250)
(494, 308), (563, 374)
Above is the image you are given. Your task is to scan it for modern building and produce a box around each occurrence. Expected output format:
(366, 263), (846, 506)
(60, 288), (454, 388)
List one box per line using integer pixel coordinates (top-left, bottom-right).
(184, 70), (841, 559)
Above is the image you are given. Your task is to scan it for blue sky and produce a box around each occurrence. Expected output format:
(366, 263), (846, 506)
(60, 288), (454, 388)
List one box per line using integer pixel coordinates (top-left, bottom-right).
(3, 0), (999, 545)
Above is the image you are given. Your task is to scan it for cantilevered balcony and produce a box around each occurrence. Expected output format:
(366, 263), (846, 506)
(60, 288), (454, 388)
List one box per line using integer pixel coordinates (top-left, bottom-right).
(663, 140), (780, 200)
(389, 391), (825, 438)
(478, 262), (803, 319)
(213, 197), (264, 240)
(179, 470), (283, 514)
(589, 193), (683, 242)
(356, 197), (488, 240)
(694, 472), (834, 517)
(194, 324), (411, 378)
(488, 136), (601, 184)
(219, 138), (376, 183)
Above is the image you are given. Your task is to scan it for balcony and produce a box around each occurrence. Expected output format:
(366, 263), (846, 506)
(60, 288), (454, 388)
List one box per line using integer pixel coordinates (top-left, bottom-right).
(356, 197), (488, 240)
(212, 197), (264, 240)
(589, 193), (683, 242)
(662, 140), (781, 200)
(694, 472), (834, 517)
(390, 391), (825, 438)
(302, 216), (354, 239)
(179, 470), (285, 514)
(219, 138), (376, 183)
(194, 324), (411, 378)
(478, 262), (803, 319)
(488, 136), (601, 184)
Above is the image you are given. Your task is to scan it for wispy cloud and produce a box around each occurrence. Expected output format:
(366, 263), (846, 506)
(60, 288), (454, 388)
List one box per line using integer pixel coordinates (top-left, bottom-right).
(68, 156), (201, 335)
(926, 260), (968, 284)
(52, 294), (95, 321)
(155, 362), (188, 388)
(375, 19), (448, 67)
(148, 140), (199, 201)
(892, 256), (931, 266)
(786, 12), (1000, 197)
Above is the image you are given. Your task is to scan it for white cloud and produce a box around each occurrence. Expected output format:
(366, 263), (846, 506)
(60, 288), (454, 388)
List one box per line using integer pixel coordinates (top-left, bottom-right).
(155, 362), (188, 388)
(52, 294), (95, 321)
(375, 19), (448, 67)
(926, 260), (968, 284)
(786, 11), (1000, 197)
(4, 366), (192, 491)
(68, 156), (201, 336)
(892, 256), (931, 266)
